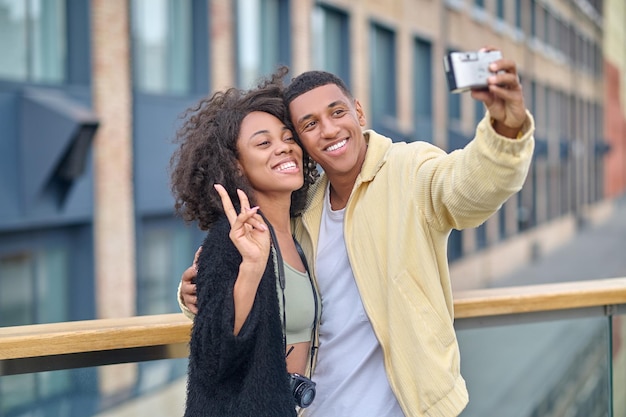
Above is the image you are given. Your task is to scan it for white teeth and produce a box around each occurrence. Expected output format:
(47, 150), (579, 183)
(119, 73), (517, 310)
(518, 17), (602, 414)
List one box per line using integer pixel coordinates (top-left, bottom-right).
(276, 161), (296, 171)
(325, 139), (347, 152)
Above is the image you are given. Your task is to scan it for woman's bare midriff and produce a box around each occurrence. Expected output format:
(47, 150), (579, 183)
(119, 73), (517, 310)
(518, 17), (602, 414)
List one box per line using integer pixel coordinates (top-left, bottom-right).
(285, 341), (310, 375)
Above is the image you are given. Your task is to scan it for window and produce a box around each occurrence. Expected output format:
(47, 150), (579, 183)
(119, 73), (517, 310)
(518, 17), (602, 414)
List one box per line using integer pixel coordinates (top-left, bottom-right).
(447, 49), (461, 125)
(413, 37), (433, 141)
(517, 191), (530, 230)
(0, 248), (69, 327)
(515, 0), (522, 30)
(0, 254), (33, 326)
(312, 4), (350, 87)
(447, 90), (461, 125)
(496, 0), (505, 21)
(546, 10), (556, 49)
(474, 99), (485, 125)
(498, 202), (507, 239)
(135, 219), (201, 393)
(541, 5), (548, 44)
(470, 0), (487, 21)
(559, 20), (568, 57)
(448, 229), (462, 262)
(545, 86), (553, 219)
(137, 219), (203, 315)
(0, 0), (66, 83)
(531, 81), (547, 131)
(529, 79), (537, 120)
(370, 23), (397, 129)
(236, 0), (290, 88)
(593, 42), (601, 77)
(131, 0), (192, 95)
(530, 0), (537, 38)
(0, 249), (71, 415)
(476, 223), (487, 250)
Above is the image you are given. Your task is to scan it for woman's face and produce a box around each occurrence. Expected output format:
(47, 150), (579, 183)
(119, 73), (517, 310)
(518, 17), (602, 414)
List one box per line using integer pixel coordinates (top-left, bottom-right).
(236, 111), (304, 195)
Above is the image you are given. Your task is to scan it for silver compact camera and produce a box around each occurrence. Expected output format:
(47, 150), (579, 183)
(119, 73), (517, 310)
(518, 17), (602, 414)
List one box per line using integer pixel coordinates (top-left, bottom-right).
(443, 50), (502, 93)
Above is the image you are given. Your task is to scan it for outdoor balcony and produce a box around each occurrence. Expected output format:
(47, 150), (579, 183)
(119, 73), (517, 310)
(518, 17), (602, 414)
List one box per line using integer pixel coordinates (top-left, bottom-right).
(1, 277), (625, 417)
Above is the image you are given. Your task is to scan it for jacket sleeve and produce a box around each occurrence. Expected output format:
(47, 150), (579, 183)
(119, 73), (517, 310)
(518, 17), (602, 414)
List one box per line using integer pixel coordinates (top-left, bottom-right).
(190, 219), (266, 379)
(414, 110), (535, 231)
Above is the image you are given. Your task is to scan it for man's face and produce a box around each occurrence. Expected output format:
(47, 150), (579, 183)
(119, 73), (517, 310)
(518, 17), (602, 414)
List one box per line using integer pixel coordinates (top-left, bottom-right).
(289, 84), (367, 179)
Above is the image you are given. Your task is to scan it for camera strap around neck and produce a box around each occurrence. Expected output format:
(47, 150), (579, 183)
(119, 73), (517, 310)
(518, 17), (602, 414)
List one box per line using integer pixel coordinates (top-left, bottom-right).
(258, 211), (319, 373)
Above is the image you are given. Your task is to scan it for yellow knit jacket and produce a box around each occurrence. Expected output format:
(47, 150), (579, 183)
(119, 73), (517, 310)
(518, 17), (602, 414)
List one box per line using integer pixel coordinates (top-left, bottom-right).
(292, 111), (535, 417)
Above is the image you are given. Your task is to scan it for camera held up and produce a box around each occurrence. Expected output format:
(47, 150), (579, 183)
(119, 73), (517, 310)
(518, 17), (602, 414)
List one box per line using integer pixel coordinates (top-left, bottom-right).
(443, 50), (502, 93)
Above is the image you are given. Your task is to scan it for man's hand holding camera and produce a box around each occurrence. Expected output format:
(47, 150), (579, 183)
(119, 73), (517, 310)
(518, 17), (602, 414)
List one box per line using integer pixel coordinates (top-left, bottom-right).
(470, 47), (527, 139)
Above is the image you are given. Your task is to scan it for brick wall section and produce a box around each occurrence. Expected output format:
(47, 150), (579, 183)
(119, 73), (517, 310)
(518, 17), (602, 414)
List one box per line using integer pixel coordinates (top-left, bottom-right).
(210, 0), (235, 90)
(91, 0), (137, 395)
(604, 61), (626, 197)
(91, 0), (136, 319)
(290, 0), (313, 75)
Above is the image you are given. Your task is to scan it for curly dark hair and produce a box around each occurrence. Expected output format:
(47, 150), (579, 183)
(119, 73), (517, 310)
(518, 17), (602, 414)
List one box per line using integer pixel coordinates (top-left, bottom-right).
(170, 66), (318, 230)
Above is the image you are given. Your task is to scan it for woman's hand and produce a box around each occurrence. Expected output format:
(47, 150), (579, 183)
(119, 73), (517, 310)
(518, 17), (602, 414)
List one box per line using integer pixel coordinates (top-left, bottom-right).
(214, 184), (270, 335)
(214, 184), (270, 267)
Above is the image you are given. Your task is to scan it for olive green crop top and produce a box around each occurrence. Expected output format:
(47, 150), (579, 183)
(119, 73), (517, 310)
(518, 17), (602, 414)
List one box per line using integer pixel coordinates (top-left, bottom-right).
(277, 262), (318, 345)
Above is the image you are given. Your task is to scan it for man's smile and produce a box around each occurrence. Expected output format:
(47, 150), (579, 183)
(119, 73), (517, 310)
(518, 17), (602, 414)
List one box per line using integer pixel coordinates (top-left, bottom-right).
(324, 139), (347, 152)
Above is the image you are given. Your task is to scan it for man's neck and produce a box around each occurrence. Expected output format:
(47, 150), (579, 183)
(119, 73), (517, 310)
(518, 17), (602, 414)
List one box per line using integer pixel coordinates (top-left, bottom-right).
(328, 179), (353, 211)
(327, 161), (365, 210)
(327, 135), (368, 211)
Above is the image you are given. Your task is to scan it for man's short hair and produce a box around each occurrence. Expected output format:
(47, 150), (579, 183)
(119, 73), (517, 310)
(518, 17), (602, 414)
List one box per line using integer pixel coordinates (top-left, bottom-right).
(283, 70), (353, 108)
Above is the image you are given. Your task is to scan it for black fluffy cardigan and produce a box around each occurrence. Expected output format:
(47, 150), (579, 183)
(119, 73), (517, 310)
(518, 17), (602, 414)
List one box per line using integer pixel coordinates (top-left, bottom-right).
(184, 216), (297, 417)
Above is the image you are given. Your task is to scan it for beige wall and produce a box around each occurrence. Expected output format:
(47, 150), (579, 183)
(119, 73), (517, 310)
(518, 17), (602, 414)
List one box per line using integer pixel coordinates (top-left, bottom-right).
(91, 0), (137, 396)
(210, 0), (236, 90)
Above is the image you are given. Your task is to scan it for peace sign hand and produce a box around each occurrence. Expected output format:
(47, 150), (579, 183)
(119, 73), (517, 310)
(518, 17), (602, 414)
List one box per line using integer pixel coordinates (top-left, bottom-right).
(214, 184), (270, 269)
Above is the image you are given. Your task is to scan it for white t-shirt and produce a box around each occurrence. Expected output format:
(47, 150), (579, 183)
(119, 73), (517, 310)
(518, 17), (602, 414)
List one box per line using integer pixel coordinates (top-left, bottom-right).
(306, 185), (404, 417)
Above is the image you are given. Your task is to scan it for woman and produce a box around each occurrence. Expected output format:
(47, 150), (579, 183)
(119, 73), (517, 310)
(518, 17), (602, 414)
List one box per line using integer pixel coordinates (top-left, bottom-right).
(169, 68), (319, 417)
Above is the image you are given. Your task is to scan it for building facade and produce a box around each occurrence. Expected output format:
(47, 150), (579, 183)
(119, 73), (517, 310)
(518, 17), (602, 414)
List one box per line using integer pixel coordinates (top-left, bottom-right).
(0, 0), (622, 415)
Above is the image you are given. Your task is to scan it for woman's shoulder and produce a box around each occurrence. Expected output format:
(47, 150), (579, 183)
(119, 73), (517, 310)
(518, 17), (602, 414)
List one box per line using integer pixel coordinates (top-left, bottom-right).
(195, 215), (244, 286)
(200, 215), (237, 258)
(203, 214), (231, 238)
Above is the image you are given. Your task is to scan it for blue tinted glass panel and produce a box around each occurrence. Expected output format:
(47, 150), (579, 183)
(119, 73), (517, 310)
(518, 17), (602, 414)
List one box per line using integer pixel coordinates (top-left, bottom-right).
(132, 0), (192, 94)
(0, 0), (66, 83)
(237, 0), (290, 88)
(138, 218), (203, 315)
(312, 5), (350, 87)
(370, 23), (397, 124)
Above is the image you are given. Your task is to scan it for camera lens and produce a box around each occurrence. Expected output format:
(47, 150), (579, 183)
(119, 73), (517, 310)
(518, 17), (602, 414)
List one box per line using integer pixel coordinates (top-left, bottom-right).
(294, 383), (316, 408)
(290, 374), (316, 408)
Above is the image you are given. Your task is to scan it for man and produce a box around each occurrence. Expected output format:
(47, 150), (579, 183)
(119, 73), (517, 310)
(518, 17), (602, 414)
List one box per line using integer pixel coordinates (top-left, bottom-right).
(178, 50), (535, 416)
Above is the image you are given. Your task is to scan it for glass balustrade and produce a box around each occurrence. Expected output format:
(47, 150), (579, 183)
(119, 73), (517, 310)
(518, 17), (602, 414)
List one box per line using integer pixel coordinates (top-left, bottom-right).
(1, 287), (625, 416)
(457, 316), (612, 417)
(613, 308), (626, 417)
(0, 359), (187, 417)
